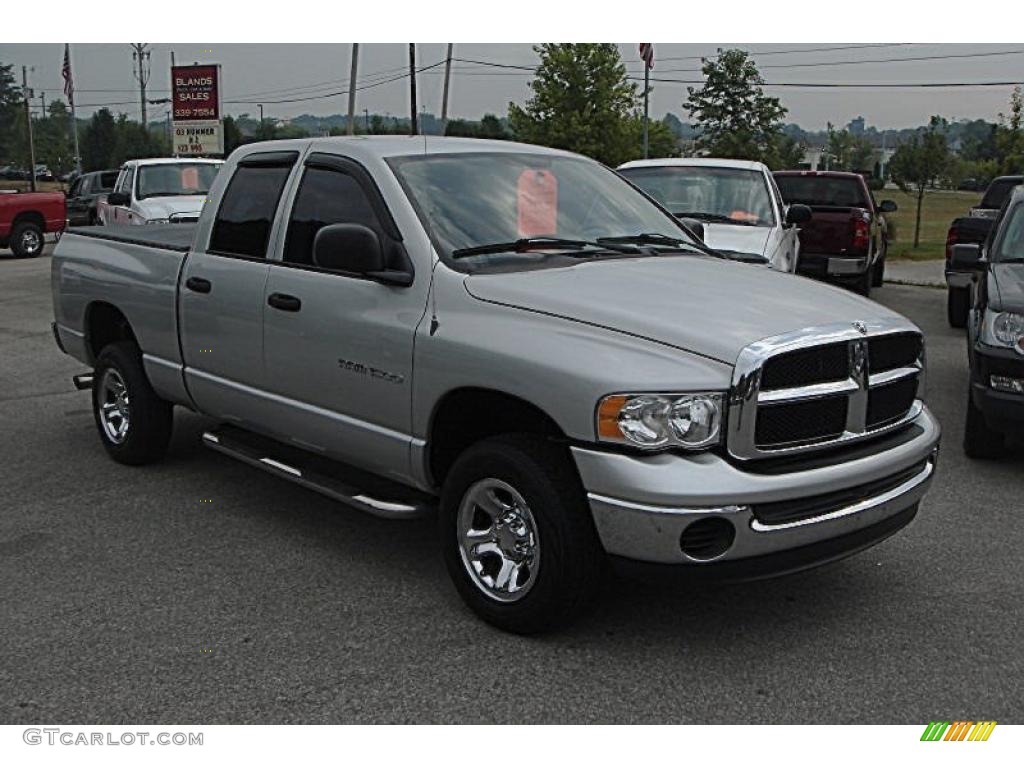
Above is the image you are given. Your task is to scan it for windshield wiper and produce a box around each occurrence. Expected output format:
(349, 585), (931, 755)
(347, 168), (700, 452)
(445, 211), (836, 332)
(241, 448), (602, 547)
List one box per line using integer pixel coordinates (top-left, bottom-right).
(451, 236), (640, 259)
(674, 211), (756, 226)
(598, 232), (722, 259)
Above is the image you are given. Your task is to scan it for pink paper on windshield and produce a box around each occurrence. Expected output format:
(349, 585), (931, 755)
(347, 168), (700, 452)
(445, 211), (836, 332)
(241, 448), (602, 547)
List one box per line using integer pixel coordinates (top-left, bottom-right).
(181, 166), (200, 190)
(517, 170), (558, 237)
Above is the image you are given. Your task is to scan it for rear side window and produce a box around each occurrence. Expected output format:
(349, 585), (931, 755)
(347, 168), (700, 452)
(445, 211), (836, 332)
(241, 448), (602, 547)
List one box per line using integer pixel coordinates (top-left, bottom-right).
(980, 178), (1023, 210)
(774, 175), (868, 209)
(283, 166), (384, 266)
(209, 164), (293, 259)
(97, 171), (119, 191)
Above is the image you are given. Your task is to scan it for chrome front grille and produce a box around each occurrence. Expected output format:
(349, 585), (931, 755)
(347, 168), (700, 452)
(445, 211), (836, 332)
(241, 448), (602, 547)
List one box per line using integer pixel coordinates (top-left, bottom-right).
(728, 321), (925, 460)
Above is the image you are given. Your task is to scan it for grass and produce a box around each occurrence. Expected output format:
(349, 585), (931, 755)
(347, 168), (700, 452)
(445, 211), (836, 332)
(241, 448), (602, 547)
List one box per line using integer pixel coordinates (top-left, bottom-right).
(883, 189), (982, 262)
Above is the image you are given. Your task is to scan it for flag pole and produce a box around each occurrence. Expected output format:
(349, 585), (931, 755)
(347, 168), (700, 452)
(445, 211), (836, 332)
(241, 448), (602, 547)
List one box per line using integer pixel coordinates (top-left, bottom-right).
(64, 44), (81, 173)
(643, 60), (649, 159)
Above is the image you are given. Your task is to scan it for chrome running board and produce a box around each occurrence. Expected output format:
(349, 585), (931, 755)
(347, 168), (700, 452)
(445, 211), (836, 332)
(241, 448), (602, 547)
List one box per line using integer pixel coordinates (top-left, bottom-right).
(202, 427), (432, 521)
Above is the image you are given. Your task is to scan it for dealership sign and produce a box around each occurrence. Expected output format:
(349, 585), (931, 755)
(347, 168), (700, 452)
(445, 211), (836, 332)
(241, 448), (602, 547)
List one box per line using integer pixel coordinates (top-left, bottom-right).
(171, 64), (223, 156)
(173, 121), (224, 156)
(172, 64), (221, 121)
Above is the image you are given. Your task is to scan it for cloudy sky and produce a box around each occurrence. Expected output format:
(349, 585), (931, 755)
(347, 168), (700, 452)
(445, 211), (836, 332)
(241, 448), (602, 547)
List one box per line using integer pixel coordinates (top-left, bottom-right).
(5, 43), (1023, 129)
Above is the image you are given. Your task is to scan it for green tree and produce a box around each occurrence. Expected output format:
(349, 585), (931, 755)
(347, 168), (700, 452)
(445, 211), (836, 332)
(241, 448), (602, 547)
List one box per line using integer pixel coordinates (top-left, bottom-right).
(764, 134), (805, 170)
(508, 44), (638, 166)
(684, 49), (787, 161)
(222, 115), (244, 155)
(0, 62), (23, 164)
(81, 108), (117, 171)
(994, 87), (1024, 174)
(35, 100), (72, 177)
(888, 116), (951, 248)
(821, 123), (877, 173)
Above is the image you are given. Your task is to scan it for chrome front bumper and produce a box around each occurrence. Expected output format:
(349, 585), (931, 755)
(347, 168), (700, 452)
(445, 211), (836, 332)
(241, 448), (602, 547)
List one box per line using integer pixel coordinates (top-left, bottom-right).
(572, 406), (940, 567)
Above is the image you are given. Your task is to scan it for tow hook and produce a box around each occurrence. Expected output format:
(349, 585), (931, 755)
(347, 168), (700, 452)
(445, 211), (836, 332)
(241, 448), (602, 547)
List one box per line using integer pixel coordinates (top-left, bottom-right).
(72, 373), (93, 391)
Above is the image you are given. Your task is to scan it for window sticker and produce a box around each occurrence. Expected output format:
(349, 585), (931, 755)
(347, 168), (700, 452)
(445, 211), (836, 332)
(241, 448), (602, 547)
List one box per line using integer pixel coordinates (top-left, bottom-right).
(181, 166), (200, 191)
(517, 169), (558, 237)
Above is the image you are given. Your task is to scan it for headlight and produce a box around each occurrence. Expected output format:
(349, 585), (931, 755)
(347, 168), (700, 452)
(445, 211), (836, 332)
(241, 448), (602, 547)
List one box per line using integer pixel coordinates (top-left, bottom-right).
(980, 309), (1024, 353)
(146, 218), (170, 225)
(597, 392), (724, 450)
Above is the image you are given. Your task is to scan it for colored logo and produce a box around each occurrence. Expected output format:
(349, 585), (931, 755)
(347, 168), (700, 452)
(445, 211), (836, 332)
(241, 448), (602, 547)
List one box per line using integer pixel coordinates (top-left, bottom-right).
(921, 721), (997, 741)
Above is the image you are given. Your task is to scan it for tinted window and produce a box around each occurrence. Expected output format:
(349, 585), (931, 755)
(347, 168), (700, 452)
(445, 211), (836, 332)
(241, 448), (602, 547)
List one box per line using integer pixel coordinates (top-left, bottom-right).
(97, 171), (119, 192)
(992, 203), (1024, 263)
(68, 178), (84, 197)
(980, 178), (1023, 210)
(283, 166), (383, 266)
(209, 164), (293, 258)
(116, 168), (134, 195)
(774, 175), (869, 209)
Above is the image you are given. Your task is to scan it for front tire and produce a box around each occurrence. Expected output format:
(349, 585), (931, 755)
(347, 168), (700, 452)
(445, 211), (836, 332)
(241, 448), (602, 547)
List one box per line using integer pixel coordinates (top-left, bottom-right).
(92, 341), (173, 465)
(439, 434), (604, 634)
(963, 386), (1003, 459)
(947, 286), (969, 328)
(10, 221), (44, 258)
(871, 249), (886, 287)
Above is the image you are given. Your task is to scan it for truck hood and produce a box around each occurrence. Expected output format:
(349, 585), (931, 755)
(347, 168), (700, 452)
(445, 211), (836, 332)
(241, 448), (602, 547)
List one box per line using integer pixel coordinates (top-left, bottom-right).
(700, 224), (771, 258)
(463, 256), (906, 364)
(136, 196), (206, 219)
(990, 263), (1024, 311)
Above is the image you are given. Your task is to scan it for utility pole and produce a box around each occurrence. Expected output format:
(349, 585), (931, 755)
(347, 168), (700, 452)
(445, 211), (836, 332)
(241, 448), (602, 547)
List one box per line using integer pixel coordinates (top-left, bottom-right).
(257, 103), (264, 139)
(364, 108), (370, 134)
(22, 67), (37, 192)
(440, 43), (454, 136)
(408, 44), (418, 136)
(40, 91), (46, 117)
(131, 43), (152, 129)
(347, 43), (359, 135)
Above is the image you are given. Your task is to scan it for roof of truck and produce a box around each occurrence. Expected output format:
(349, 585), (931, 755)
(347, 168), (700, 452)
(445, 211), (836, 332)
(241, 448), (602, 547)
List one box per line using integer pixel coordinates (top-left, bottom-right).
(234, 135), (582, 162)
(120, 157), (225, 167)
(617, 157), (769, 172)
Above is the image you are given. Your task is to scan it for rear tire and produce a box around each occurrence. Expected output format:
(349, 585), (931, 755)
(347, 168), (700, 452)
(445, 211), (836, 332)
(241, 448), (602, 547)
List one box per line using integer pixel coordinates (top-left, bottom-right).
(851, 266), (872, 297)
(439, 434), (604, 634)
(92, 341), (173, 465)
(871, 250), (886, 287)
(947, 286), (969, 328)
(963, 386), (1003, 459)
(10, 221), (44, 258)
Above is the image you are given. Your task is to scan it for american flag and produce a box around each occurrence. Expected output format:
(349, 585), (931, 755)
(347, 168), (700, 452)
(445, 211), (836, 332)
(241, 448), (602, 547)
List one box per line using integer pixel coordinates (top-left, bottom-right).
(639, 43), (654, 69)
(62, 43), (74, 105)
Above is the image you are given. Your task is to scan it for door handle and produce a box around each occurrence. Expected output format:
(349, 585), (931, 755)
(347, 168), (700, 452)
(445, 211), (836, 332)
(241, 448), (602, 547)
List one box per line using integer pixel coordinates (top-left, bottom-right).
(185, 276), (212, 294)
(268, 293), (301, 312)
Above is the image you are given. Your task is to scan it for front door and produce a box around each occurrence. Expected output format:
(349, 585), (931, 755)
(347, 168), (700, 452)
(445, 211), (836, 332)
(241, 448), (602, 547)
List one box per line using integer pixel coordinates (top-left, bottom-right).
(179, 153), (299, 425)
(260, 153), (430, 481)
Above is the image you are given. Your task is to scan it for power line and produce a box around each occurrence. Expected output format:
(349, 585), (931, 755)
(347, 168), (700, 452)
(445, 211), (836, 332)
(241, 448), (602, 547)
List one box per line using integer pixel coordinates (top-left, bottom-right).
(654, 43), (910, 62)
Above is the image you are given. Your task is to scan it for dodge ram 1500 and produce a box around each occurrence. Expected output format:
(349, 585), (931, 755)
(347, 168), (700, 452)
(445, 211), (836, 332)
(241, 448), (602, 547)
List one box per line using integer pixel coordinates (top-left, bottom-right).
(52, 137), (941, 633)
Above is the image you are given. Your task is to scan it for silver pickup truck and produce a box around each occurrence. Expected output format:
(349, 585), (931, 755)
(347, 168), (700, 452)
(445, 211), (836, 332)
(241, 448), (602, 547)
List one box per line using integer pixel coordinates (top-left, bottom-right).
(52, 137), (941, 633)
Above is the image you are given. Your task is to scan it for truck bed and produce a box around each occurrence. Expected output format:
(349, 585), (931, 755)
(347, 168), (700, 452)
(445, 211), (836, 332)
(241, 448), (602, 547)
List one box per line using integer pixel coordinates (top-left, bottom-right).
(68, 223), (196, 252)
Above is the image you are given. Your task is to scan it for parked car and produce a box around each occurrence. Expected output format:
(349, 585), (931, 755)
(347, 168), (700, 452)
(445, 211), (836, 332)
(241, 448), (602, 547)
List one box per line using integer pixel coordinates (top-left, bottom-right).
(618, 158), (810, 271)
(34, 165), (55, 182)
(947, 184), (1024, 457)
(66, 170), (120, 226)
(52, 137), (940, 633)
(944, 176), (1022, 328)
(774, 171), (896, 296)
(0, 189), (66, 257)
(96, 158), (224, 226)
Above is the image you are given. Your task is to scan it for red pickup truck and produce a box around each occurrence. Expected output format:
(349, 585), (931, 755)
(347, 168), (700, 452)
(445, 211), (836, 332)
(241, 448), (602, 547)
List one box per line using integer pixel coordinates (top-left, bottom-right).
(0, 190), (66, 258)
(774, 171), (897, 296)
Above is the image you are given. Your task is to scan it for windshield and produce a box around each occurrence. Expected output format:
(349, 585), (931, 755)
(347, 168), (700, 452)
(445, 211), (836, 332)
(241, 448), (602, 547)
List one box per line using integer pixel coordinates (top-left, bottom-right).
(774, 174), (869, 209)
(388, 152), (697, 269)
(980, 178), (1023, 210)
(992, 203), (1024, 263)
(136, 163), (220, 200)
(619, 165), (776, 227)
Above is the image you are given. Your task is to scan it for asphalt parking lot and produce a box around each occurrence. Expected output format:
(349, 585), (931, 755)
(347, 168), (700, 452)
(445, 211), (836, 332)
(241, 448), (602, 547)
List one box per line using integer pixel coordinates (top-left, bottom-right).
(1, 249), (1021, 724)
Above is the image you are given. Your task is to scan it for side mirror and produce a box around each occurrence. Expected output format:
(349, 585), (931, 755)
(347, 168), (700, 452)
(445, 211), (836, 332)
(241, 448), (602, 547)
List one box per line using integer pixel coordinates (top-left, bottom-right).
(878, 200), (898, 214)
(950, 243), (984, 271)
(313, 223), (386, 274)
(678, 217), (705, 242)
(107, 191), (130, 206)
(785, 204), (813, 225)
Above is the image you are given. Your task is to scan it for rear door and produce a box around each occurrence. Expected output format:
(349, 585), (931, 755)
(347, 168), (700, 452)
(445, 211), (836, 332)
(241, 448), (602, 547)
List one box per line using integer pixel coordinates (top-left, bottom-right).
(66, 175), (89, 225)
(259, 152), (429, 479)
(178, 151), (300, 426)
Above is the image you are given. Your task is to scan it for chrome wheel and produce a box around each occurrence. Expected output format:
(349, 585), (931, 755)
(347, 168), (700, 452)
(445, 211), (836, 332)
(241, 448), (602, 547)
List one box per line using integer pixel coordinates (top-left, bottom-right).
(98, 368), (131, 444)
(457, 478), (540, 603)
(20, 228), (41, 255)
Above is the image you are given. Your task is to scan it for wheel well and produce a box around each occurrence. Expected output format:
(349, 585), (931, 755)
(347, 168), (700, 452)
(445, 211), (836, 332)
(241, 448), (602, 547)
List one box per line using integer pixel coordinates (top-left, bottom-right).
(85, 302), (137, 363)
(12, 210), (46, 232)
(427, 388), (566, 487)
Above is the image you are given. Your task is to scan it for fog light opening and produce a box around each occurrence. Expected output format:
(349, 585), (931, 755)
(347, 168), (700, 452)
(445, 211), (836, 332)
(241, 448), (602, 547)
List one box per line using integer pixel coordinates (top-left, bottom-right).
(679, 517), (736, 561)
